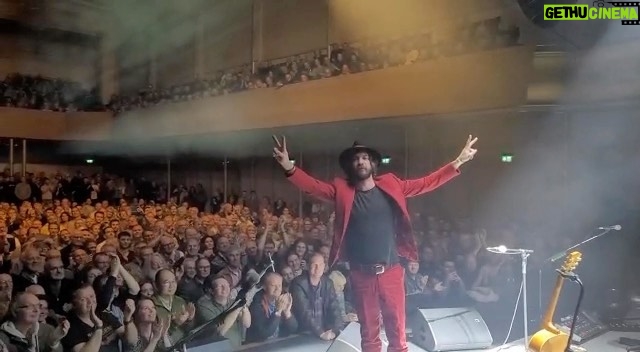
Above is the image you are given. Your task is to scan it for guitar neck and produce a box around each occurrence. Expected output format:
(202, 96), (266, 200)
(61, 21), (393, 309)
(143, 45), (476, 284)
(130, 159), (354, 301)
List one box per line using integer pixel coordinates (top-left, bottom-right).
(540, 275), (566, 330)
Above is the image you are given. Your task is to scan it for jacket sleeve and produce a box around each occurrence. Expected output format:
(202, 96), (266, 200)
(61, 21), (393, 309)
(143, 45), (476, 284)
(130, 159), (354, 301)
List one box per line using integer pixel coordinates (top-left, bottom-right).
(95, 275), (116, 312)
(282, 313), (299, 336)
(325, 279), (344, 334)
(286, 167), (336, 202)
(246, 297), (282, 342)
(290, 281), (325, 336)
(399, 163), (460, 198)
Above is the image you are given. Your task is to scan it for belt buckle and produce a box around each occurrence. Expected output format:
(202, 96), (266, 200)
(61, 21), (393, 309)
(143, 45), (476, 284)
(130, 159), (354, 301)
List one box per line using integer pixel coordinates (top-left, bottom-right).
(374, 264), (385, 275)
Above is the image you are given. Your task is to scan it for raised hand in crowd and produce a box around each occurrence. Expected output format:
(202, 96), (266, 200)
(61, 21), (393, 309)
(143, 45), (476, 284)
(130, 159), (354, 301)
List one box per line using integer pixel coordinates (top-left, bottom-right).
(89, 303), (103, 328)
(433, 281), (446, 293)
(109, 254), (121, 275)
(50, 318), (70, 343)
(152, 317), (171, 342)
(275, 293), (289, 314)
(281, 293), (293, 318)
(123, 299), (136, 322)
(185, 302), (196, 321)
(172, 303), (196, 326)
(419, 275), (429, 290)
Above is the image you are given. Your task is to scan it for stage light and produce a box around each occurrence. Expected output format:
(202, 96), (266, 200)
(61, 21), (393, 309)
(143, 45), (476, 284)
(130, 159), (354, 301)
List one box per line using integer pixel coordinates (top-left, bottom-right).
(86, 159), (94, 164)
(381, 157), (391, 164)
(501, 153), (513, 163)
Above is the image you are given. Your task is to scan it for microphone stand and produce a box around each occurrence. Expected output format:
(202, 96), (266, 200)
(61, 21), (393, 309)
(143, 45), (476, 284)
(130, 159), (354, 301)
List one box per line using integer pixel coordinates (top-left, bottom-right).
(538, 227), (614, 319)
(164, 297), (246, 352)
(164, 256), (275, 352)
(486, 246), (533, 352)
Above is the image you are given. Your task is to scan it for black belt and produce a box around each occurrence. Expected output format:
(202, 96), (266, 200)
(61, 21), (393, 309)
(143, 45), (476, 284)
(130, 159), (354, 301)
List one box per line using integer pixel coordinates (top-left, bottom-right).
(351, 263), (395, 275)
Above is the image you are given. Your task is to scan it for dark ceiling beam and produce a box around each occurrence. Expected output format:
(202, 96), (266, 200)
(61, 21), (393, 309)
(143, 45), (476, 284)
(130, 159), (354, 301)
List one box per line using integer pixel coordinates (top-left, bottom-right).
(0, 18), (99, 46)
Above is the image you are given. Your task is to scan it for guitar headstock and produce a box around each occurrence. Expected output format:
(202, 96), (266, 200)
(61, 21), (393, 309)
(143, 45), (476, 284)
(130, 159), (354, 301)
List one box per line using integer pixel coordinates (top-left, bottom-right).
(560, 251), (582, 273)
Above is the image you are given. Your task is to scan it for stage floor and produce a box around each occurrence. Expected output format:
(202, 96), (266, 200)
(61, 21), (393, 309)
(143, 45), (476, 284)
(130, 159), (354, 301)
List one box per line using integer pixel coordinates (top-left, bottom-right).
(239, 330), (640, 352)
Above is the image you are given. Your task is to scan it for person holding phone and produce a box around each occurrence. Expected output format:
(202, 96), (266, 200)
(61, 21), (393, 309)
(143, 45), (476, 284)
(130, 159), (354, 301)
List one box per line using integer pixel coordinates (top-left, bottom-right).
(272, 135), (477, 352)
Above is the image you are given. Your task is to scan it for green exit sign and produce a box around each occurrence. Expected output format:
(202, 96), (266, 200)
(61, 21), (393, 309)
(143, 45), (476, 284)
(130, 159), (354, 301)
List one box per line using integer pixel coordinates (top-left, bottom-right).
(501, 153), (513, 163)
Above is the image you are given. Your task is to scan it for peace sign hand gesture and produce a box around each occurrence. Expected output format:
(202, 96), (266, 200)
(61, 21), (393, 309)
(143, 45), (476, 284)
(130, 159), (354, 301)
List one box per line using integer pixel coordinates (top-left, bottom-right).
(272, 135), (295, 171)
(454, 135), (478, 166)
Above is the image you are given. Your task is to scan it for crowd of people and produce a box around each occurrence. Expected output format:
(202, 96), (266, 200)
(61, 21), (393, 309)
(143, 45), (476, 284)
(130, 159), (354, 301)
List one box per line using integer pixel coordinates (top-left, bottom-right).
(0, 73), (104, 112)
(1, 17), (519, 115)
(0, 169), (524, 352)
(0, 16), (524, 351)
(106, 16), (519, 114)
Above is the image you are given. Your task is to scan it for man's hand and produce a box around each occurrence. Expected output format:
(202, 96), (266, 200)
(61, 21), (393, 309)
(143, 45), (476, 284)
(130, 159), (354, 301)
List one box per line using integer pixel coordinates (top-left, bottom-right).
(282, 293), (293, 317)
(185, 303), (196, 321)
(453, 135), (478, 168)
(419, 275), (429, 289)
(320, 330), (336, 341)
(123, 299), (136, 322)
(272, 135), (295, 171)
(109, 254), (121, 275)
(50, 319), (70, 342)
(172, 305), (191, 326)
(275, 293), (288, 313)
(433, 281), (446, 292)
(89, 303), (103, 328)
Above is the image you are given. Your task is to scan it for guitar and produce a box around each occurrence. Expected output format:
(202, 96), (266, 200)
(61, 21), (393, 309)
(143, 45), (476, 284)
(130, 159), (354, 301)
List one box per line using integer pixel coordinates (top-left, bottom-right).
(529, 251), (583, 352)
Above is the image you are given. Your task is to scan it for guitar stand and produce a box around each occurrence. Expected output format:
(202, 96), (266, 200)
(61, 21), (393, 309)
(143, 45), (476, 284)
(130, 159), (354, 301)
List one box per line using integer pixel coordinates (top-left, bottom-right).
(559, 271), (586, 352)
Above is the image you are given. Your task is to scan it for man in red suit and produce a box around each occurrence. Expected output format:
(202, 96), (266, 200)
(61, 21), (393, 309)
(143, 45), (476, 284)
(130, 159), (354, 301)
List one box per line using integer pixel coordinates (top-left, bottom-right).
(272, 135), (478, 352)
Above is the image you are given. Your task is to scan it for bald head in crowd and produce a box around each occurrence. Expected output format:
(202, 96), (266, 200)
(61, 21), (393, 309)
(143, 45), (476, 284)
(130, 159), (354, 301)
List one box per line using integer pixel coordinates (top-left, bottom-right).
(262, 272), (283, 300)
(25, 285), (45, 296)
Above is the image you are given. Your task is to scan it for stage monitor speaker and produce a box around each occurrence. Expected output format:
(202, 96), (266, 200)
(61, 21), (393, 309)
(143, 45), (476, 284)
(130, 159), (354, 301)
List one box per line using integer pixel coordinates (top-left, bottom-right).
(411, 307), (492, 352)
(185, 336), (233, 352)
(515, 0), (578, 28)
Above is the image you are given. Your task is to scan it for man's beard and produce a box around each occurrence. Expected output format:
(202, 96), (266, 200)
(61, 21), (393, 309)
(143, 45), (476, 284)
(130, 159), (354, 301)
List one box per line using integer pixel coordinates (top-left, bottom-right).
(353, 167), (372, 180)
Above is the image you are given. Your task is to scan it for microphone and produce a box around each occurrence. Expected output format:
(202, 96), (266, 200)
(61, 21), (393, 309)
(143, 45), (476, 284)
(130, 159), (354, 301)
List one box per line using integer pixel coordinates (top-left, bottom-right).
(236, 270), (261, 302)
(486, 245), (508, 254)
(599, 225), (622, 231)
(547, 250), (567, 263)
(236, 255), (276, 302)
(487, 246), (534, 254)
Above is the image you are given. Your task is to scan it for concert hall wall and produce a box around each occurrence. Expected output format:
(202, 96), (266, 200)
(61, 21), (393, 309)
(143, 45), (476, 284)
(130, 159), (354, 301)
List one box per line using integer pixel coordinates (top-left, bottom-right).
(0, 33), (98, 85)
(0, 107), (112, 141)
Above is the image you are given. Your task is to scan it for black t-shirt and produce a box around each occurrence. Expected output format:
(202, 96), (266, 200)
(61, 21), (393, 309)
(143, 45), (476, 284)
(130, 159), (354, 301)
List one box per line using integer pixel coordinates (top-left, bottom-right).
(344, 186), (398, 265)
(61, 314), (95, 352)
(61, 312), (122, 352)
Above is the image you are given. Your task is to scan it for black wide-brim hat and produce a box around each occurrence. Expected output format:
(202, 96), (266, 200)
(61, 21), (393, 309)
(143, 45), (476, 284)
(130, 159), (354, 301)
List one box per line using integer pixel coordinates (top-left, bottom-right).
(338, 141), (382, 172)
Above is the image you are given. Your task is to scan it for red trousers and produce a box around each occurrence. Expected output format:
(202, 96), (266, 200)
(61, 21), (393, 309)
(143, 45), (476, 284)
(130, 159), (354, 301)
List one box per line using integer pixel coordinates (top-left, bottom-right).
(350, 264), (407, 352)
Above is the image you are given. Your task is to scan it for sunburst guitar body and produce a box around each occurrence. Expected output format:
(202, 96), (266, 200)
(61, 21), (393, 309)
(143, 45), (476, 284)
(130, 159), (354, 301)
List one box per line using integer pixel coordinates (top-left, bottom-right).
(528, 251), (582, 352)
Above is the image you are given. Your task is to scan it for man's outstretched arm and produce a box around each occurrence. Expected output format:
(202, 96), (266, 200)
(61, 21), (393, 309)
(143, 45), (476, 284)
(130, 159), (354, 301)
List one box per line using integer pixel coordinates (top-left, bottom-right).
(273, 135), (336, 202)
(401, 135), (478, 198)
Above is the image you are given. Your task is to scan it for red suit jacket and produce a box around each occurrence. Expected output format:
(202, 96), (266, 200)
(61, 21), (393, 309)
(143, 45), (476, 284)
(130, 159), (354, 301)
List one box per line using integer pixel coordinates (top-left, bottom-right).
(286, 163), (460, 267)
